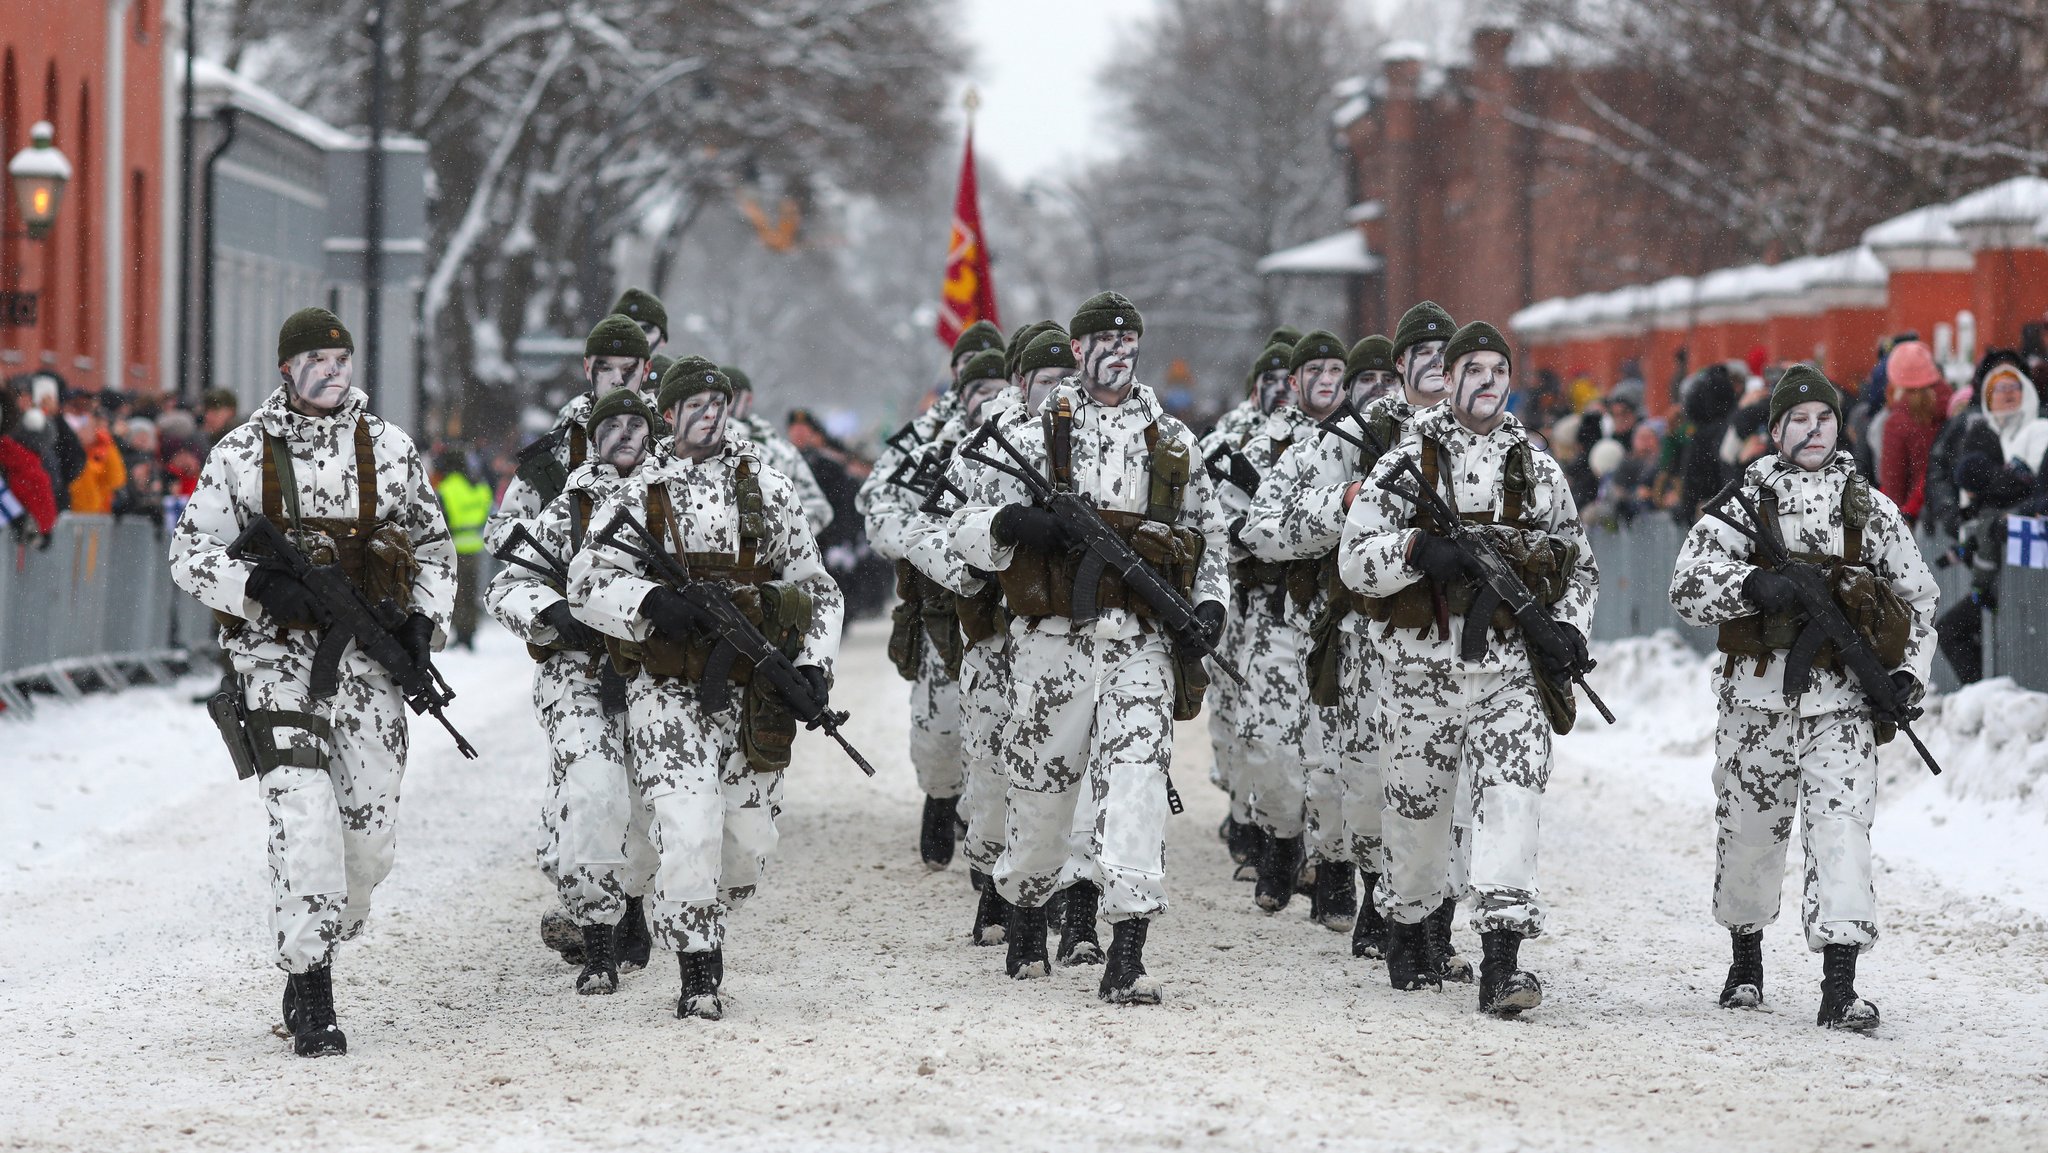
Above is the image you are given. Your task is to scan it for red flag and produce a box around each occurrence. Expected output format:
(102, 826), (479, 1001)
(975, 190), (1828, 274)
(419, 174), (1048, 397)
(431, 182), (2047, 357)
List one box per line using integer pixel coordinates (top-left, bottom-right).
(936, 127), (1000, 346)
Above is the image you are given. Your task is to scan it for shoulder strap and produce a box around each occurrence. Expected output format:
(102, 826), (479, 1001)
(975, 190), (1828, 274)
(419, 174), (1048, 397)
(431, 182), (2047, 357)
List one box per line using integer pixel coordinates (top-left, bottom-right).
(353, 418), (376, 525)
(1501, 439), (1530, 524)
(646, 482), (686, 578)
(570, 490), (593, 555)
(735, 457), (764, 568)
(568, 425), (587, 470)
(261, 434), (298, 530)
(1840, 471), (1869, 563)
(1048, 396), (1075, 492)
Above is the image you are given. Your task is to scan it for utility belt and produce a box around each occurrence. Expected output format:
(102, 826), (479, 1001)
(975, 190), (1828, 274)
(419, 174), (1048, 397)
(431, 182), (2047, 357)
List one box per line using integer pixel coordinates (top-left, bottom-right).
(997, 511), (1205, 624)
(207, 684), (332, 780)
(1229, 555), (1322, 617)
(1715, 553), (1912, 678)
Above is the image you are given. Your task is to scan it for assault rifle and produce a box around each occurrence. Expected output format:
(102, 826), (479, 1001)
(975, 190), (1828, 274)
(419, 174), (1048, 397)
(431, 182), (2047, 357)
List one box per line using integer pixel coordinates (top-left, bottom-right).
(956, 420), (1247, 688)
(1378, 452), (1615, 725)
(1701, 482), (1942, 775)
(227, 517), (478, 758)
(1315, 400), (1387, 458)
(590, 508), (877, 777)
(1201, 442), (1258, 495)
(491, 523), (628, 716)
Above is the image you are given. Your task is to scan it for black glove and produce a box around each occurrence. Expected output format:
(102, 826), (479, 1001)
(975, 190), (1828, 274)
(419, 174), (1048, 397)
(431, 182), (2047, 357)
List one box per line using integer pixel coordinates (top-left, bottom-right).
(993, 503), (1070, 551)
(398, 611), (436, 668)
(1888, 670), (1924, 712)
(641, 586), (705, 642)
(1742, 568), (1800, 614)
(246, 564), (325, 625)
(1191, 600), (1228, 648)
(541, 601), (598, 650)
(797, 664), (831, 714)
(1227, 452), (1261, 496)
(1409, 532), (1471, 583)
(1535, 622), (1589, 680)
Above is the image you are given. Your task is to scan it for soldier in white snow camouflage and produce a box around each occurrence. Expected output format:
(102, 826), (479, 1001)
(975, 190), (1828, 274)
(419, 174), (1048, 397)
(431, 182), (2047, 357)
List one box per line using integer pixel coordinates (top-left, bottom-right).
(950, 292), (1230, 1004)
(1339, 320), (1597, 1016)
(571, 360), (842, 1021)
(1670, 365), (1937, 1032)
(171, 307), (455, 1057)
(722, 363), (834, 536)
(486, 387), (663, 996)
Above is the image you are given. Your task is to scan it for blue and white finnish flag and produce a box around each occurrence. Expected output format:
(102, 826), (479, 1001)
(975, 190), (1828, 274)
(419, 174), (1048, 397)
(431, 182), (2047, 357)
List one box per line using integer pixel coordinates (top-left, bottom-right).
(2007, 515), (2048, 569)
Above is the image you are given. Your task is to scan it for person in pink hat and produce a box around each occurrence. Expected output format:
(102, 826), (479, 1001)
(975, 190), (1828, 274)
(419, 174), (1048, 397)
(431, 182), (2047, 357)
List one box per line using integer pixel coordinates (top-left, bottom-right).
(1879, 340), (1951, 526)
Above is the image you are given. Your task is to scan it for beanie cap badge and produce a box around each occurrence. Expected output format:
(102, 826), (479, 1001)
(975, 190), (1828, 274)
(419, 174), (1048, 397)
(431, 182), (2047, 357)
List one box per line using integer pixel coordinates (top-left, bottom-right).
(1799, 384), (1809, 393)
(1113, 315), (1125, 326)
(1427, 322), (1438, 331)
(329, 328), (340, 339)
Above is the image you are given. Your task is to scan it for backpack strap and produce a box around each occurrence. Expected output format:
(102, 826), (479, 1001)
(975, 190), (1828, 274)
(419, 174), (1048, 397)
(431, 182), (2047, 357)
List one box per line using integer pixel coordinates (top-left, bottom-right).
(1841, 471), (1870, 563)
(1048, 395), (1075, 493)
(1501, 438), (1530, 525)
(735, 457), (765, 568)
(261, 435), (299, 531)
(353, 418), (376, 526)
(570, 490), (593, 556)
(1418, 436), (1442, 532)
(646, 482), (687, 578)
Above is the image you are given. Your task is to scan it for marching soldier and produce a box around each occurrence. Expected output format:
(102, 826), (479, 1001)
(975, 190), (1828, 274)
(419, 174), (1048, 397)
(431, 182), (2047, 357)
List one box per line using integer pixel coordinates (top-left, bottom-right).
(722, 363), (834, 535)
(171, 307), (455, 1056)
(1669, 365), (1937, 1031)
(612, 287), (670, 391)
(1338, 320), (1597, 1015)
(485, 388), (661, 995)
(857, 319), (1007, 870)
(951, 292), (1229, 1002)
(570, 360), (843, 1020)
(483, 313), (653, 967)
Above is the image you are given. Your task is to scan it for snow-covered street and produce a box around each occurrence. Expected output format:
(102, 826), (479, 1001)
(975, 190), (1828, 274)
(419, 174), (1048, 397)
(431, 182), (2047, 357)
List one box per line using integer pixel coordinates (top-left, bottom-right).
(3, 625), (2044, 1153)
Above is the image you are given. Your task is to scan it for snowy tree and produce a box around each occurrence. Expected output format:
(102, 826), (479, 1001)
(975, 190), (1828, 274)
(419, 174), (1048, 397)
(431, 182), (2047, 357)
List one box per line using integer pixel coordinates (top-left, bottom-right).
(1070, 0), (1369, 404)
(205, 0), (962, 435)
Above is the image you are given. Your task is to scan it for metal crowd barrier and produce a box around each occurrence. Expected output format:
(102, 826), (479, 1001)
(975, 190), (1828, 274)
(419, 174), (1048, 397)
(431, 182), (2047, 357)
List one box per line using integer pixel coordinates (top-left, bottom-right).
(0, 514), (193, 716)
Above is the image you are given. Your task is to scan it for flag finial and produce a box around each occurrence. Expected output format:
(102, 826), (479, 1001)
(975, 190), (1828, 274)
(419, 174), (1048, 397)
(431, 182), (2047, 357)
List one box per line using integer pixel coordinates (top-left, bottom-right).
(963, 86), (981, 118)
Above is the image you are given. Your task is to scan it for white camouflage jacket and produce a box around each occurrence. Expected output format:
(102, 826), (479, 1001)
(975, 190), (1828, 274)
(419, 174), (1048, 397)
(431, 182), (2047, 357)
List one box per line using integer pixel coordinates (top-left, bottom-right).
(1338, 404), (1598, 674)
(1670, 453), (1938, 717)
(483, 393), (594, 559)
(738, 413), (833, 535)
(170, 386), (455, 652)
(950, 380), (1230, 640)
(569, 439), (842, 676)
(485, 460), (633, 646)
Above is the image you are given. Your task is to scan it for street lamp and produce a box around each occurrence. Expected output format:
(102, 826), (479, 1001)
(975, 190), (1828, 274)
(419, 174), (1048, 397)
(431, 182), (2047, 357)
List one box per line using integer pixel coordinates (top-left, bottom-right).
(7, 121), (71, 241)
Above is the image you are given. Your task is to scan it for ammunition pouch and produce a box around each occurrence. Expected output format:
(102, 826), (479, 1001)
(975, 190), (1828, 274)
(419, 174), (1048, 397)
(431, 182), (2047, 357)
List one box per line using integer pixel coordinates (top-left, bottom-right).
(1716, 558), (1912, 678)
(955, 580), (1009, 646)
(1172, 644), (1211, 722)
(918, 577), (964, 679)
(1528, 645), (1579, 736)
(887, 560), (926, 680)
(998, 511), (1205, 625)
(1366, 525), (1575, 637)
(1306, 596), (1348, 708)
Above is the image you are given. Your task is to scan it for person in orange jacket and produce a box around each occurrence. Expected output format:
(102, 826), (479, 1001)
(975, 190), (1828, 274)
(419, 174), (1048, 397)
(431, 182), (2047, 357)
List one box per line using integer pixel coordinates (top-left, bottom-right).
(65, 399), (127, 515)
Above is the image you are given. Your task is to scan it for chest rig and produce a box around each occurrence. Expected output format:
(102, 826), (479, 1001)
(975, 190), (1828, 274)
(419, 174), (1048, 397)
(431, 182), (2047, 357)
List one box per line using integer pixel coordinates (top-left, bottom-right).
(514, 421), (589, 507)
(1230, 430), (1321, 615)
(995, 395), (1205, 625)
(1715, 471), (1911, 679)
(247, 419), (417, 630)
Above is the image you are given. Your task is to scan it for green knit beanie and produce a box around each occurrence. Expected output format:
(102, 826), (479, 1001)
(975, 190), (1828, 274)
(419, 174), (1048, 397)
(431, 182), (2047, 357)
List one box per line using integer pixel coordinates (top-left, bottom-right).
(277, 307), (353, 364)
(951, 320), (1004, 363)
(656, 356), (731, 415)
(1391, 300), (1456, 362)
(1442, 321), (1511, 375)
(1345, 335), (1396, 381)
(719, 365), (753, 394)
(612, 288), (668, 340)
(585, 387), (654, 437)
(959, 349), (1007, 386)
(1005, 320), (1058, 376)
(1289, 329), (1348, 373)
(1266, 325), (1303, 349)
(1017, 328), (1078, 375)
(1769, 364), (1843, 429)
(1069, 291), (1143, 339)
(648, 354), (674, 381)
(1246, 342), (1292, 386)
(585, 313), (650, 360)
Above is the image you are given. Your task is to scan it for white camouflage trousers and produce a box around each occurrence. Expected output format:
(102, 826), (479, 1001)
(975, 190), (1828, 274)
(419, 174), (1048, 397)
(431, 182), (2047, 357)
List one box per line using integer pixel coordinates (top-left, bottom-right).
(1236, 594), (1313, 839)
(239, 636), (407, 974)
(957, 637), (1012, 872)
(1206, 612), (1250, 824)
(910, 639), (965, 799)
(996, 626), (1173, 920)
(1712, 703), (1879, 952)
(1342, 626), (1470, 892)
(627, 675), (781, 954)
(1380, 664), (1549, 936)
(532, 653), (655, 926)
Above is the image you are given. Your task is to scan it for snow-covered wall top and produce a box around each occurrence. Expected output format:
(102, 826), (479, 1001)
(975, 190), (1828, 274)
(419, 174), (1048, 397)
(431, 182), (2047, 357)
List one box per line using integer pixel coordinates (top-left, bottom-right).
(1861, 203), (1965, 251)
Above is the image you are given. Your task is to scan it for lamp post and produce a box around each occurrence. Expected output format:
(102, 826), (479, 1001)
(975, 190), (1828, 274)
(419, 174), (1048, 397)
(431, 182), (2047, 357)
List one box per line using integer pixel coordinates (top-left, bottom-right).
(7, 122), (72, 241)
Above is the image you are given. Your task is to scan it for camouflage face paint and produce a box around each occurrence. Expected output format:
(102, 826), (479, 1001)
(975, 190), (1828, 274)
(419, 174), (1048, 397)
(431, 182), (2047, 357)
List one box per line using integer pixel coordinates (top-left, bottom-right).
(1450, 350), (1511, 434)
(1023, 367), (1065, 414)
(960, 377), (1008, 429)
(1076, 330), (1139, 403)
(586, 355), (645, 394)
(1401, 340), (1448, 404)
(1255, 368), (1294, 415)
(1773, 400), (1838, 471)
(1295, 358), (1346, 420)
(1350, 368), (1397, 409)
(671, 392), (729, 460)
(593, 413), (650, 475)
(283, 349), (353, 414)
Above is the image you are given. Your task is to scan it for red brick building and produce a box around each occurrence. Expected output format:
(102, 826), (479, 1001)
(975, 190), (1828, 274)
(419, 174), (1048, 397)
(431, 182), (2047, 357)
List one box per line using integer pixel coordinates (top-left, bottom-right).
(1340, 26), (1748, 358)
(2, 0), (164, 394)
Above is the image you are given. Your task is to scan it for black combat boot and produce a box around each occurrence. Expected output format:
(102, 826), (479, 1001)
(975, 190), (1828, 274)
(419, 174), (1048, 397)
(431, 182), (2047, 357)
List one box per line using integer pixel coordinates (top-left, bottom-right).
(1233, 824), (1266, 882)
(1477, 930), (1543, 1016)
(919, 795), (960, 870)
(1310, 859), (1357, 931)
(1224, 816), (1256, 866)
(1385, 919), (1440, 992)
(541, 907), (585, 965)
(614, 896), (653, 971)
(1816, 944), (1879, 1032)
(1720, 929), (1764, 1009)
(1351, 873), (1388, 959)
(1255, 834), (1304, 912)
(1431, 898), (1473, 982)
(970, 870), (1009, 946)
(1057, 880), (1104, 966)
(1098, 918), (1162, 1004)
(676, 949), (724, 1020)
(282, 965), (347, 1057)
(577, 923), (619, 995)
(1006, 903), (1050, 979)
(1295, 856), (1318, 899)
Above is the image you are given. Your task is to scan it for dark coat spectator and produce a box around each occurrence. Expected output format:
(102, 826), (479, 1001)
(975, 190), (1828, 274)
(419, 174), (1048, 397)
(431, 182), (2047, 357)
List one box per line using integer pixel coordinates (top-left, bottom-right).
(0, 392), (58, 541)
(1676, 364), (1739, 523)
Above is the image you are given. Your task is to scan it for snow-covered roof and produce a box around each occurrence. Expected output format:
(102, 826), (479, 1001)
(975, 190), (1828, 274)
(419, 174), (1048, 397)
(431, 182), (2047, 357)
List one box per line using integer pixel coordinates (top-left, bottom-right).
(1861, 203), (1963, 251)
(1332, 95), (1370, 130)
(1805, 246), (1888, 289)
(1585, 286), (1646, 329)
(1380, 40), (1429, 63)
(188, 55), (356, 151)
(1509, 296), (1570, 337)
(1948, 176), (2048, 228)
(1343, 201), (1384, 225)
(1647, 275), (1696, 313)
(1694, 264), (1772, 305)
(1255, 230), (1381, 276)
